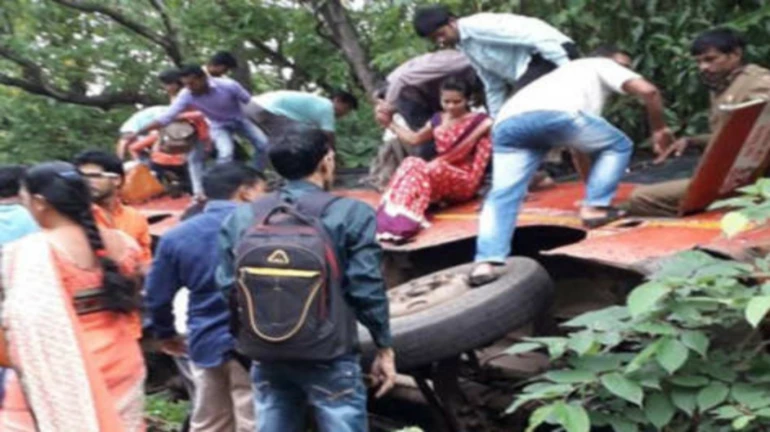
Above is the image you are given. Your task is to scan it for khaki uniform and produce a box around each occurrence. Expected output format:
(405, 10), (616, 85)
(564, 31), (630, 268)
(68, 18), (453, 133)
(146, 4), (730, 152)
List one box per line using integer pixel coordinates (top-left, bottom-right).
(629, 64), (770, 216)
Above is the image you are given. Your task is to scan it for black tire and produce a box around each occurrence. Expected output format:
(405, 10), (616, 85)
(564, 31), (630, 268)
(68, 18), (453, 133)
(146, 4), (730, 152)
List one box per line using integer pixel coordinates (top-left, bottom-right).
(358, 257), (554, 371)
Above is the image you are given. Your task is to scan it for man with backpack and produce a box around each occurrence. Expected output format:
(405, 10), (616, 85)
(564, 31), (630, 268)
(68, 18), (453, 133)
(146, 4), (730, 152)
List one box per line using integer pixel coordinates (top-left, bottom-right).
(145, 163), (266, 432)
(217, 126), (395, 432)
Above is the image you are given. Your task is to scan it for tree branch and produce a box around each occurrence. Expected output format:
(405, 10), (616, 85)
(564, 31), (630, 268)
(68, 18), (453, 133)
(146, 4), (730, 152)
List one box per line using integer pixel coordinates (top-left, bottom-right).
(0, 45), (159, 109)
(146, 0), (183, 64)
(0, 72), (158, 109)
(248, 38), (333, 92)
(50, 0), (184, 65)
(302, 0), (376, 94)
(215, 0), (333, 92)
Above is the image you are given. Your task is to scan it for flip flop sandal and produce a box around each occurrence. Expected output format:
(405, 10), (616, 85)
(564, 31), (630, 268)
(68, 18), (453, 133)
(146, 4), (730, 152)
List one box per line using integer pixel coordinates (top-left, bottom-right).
(468, 264), (500, 287)
(582, 207), (627, 229)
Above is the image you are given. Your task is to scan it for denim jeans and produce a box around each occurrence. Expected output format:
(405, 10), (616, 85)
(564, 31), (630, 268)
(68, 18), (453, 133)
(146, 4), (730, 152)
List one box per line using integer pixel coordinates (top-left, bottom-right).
(251, 355), (367, 432)
(210, 118), (269, 170)
(475, 110), (632, 263)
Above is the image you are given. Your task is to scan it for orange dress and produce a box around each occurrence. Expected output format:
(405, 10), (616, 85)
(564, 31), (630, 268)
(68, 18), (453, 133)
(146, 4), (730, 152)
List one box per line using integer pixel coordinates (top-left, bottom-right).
(0, 247), (145, 431)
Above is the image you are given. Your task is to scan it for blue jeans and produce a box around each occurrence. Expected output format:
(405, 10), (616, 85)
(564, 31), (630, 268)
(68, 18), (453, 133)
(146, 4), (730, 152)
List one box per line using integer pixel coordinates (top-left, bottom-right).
(210, 118), (269, 170)
(475, 110), (632, 263)
(251, 355), (367, 432)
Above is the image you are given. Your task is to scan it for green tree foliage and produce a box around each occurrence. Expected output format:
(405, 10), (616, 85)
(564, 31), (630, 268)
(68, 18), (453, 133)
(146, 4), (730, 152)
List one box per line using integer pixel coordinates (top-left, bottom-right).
(1, 0), (769, 166)
(507, 182), (770, 431)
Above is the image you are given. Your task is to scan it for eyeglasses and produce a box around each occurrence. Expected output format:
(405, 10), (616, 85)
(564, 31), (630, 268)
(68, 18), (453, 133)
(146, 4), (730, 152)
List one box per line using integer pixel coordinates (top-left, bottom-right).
(81, 172), (120, 180)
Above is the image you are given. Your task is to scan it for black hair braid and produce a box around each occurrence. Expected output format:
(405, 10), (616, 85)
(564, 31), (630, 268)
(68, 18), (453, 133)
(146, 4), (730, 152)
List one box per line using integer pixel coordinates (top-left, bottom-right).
(77, 208), (140, 314)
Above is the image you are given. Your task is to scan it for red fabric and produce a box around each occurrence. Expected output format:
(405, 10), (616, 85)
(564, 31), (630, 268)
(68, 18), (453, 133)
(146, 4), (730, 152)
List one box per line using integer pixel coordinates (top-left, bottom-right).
(381, 113), (491, 224)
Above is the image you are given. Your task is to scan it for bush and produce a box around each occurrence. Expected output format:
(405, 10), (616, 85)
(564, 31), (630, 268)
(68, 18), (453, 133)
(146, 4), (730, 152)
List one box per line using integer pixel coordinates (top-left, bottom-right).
(508, 181), (770, 431)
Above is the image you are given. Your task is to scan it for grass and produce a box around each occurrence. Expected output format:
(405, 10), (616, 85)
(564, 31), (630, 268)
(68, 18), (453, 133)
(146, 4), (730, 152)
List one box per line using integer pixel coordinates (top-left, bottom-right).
(145, 393), (190, 432)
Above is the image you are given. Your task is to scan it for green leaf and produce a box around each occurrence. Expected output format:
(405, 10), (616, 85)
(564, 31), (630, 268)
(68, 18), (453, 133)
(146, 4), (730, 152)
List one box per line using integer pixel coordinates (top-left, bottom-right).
(608, 417), (639, 432)
(745, 296), (770, 328)
(562, 306), (630, 331)
(567, 330), (597, 355)
(731, 383), (770, 409)
(628, 282), (669, 317)
(697, 382), (730, 412)
(601, 373), (644, 406)
(671, 388), (698, 416)
(545, 369), (596, 384)
(721, 211), (752, 237)
(714, 405), (743, 420)
(635, 322), (679, 336)
(733, 415), (754, 430)
(644, 392), (675, 429)
(626, 339), (663, 373)
(656, 338), (689, 374)
(524, 337), (568, 359)
(522, 383), (575, 395)
(526, 404), (555, 432)
(571, 354), (626, 373)
(680, 330), (709, 357)
(552, 402), (591, 432)
(505, 342), (542, 356)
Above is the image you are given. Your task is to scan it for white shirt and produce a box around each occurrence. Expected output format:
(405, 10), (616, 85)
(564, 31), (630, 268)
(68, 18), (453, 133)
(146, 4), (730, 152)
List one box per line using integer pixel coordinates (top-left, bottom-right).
(496, 58), (641, 124)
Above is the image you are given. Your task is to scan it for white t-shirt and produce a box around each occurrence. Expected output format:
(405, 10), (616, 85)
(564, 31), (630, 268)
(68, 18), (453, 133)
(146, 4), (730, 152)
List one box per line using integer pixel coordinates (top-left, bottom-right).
(496, 58), (641, 124)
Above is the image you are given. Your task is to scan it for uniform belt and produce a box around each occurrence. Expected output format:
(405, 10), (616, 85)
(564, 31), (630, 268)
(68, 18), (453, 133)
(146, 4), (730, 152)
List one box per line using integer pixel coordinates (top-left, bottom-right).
(73, 288), (108, 315)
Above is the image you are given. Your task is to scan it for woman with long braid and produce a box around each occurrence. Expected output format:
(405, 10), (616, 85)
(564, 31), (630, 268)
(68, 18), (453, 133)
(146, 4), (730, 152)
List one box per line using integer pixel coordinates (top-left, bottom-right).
(0, 162), (145, 431)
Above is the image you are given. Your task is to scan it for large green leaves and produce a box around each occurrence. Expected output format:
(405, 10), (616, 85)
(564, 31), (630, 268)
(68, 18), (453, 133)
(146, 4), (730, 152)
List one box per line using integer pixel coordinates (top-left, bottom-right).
(697, 382), (730, 412)
(745, 296), (770, 328)
(628, 282), (669, 317)
(601, 373), (644, 406)
(656, 338), (689, 374)
(644, 392), (675, 429)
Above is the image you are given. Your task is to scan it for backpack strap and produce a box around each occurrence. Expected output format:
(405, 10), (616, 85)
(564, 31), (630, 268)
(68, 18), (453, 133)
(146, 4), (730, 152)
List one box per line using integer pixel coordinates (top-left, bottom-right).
(295, 191), (343, 282)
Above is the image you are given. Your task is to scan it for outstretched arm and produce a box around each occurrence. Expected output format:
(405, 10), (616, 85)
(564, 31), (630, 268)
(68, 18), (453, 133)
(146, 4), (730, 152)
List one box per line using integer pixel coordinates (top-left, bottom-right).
(623, 78), (674, 155)
(387, 120), (434, 147)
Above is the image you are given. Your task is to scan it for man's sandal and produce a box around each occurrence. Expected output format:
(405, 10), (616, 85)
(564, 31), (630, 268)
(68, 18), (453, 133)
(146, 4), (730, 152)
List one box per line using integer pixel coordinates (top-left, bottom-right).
(468, 263), (500, 287)
(581, 207), (627, 229)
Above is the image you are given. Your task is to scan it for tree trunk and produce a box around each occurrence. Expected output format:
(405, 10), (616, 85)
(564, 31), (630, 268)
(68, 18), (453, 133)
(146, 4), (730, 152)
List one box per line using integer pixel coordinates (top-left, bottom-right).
(313, 0), (376, 95)
(230, 43), (254, 93)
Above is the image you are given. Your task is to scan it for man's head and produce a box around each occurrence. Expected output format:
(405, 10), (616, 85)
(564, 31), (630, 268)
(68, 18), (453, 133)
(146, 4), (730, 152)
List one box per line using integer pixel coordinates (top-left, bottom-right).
(331, 90), (359, 118)
(269, 126), (335, 190)
(158, 68), (183, 99)
(73, 149), (125, 204)
(590, 45), (633, 69)
(179, 64), (209, 95)
(202, 162), (266, 203)
(413, 5), (459, 47)
(207, 51), (238, 77)
(0, 164), (26, 201)
(691, 28), (746, 90)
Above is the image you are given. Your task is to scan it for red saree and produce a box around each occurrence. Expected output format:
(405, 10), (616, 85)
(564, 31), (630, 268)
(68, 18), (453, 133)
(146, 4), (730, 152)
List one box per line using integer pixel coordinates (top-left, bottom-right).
(377, 112), (491, 241)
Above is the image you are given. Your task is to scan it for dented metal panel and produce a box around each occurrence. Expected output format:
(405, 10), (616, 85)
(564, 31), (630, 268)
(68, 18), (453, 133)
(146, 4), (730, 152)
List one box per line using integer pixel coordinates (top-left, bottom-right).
(138, 182), (770, 273)
(679, 100), (770, 215)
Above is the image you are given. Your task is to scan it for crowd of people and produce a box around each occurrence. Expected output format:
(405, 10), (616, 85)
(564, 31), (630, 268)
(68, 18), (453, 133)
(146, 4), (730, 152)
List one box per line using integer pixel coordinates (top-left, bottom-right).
(0, 4), (768, 432)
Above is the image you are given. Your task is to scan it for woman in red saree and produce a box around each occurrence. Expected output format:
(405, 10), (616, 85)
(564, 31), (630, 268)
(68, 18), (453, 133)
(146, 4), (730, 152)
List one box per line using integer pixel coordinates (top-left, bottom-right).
(0, 162), (145, 431)
(376, 77), (492, 242)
